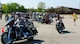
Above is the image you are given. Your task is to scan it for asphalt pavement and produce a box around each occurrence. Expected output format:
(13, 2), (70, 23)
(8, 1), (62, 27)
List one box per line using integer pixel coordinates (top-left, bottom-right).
(0, 15), (80, 44)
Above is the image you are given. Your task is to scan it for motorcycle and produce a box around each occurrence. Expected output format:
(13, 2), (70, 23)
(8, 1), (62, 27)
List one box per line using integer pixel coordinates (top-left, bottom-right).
(5, 16), (9, 21)
(41, 16), (52, 24)
(1, 18), (38, 44)
(5, 13), (10, 21)
(56, 19), (65, 34)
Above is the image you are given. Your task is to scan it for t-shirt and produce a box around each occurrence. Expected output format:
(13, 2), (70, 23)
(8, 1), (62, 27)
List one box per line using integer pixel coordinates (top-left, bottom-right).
(15, 18), (25, 27)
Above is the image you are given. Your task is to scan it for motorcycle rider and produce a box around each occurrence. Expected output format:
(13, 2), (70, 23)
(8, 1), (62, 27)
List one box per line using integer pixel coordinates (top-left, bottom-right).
(14, 13), (27, 38)
(56, 14), (65, 33)
(5, 13), (9, 21)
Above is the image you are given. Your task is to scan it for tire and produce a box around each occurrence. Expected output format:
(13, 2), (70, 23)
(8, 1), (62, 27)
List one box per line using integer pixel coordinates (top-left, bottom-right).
(56, 27), (63, 34)
(56, 24), (61, 34)
(1, 32), (13, 44)
(28, 37), (34, 41)
(56, 28), (60, 33)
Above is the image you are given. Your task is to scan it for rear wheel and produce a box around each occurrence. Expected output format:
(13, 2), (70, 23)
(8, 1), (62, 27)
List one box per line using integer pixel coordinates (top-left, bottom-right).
(1, 32), (13, 44)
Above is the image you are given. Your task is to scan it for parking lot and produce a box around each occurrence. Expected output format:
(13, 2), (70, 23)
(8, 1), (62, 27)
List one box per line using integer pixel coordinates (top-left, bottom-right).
(0, 15), (80, 44)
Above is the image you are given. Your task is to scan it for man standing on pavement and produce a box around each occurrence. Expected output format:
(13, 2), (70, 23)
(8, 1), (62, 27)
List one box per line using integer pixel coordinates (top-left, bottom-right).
(72, 12), (77, 26)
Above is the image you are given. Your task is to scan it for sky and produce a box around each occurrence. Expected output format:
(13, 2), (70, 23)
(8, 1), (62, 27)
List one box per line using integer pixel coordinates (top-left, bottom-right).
(0, 0), (80, 9)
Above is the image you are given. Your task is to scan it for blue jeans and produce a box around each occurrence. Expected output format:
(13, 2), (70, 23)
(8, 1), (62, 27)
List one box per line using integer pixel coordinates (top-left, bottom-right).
(19, 26), (25, 36)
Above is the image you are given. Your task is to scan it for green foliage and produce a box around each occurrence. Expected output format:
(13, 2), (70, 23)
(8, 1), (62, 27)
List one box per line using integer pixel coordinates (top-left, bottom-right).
(36, 8), (42, 12)
(47, 7), (55, 13)
(18, 5), (26, 12)
(10, 3), (19, 12)
(2, 3), (26, 13)
(29, 8), (36, 12)
(2, 4), (10, 13)
(2, 2), (75, 14)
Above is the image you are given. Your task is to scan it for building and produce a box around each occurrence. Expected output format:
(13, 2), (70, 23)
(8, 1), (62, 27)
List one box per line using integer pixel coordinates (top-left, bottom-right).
(55, 6), (80, 14)
(62, 6), (80, 14)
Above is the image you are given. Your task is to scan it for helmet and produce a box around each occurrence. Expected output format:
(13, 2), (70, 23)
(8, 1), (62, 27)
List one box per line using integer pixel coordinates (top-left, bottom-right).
(15, 12), (21, 17)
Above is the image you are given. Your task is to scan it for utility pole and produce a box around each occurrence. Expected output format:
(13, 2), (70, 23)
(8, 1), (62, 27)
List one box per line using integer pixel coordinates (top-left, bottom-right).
(0, 2), (2, 19)
(10, 0), (12, 15)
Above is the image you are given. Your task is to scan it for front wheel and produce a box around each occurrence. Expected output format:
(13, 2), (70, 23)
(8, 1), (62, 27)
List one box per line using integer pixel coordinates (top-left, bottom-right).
(1, 32), (13, 44)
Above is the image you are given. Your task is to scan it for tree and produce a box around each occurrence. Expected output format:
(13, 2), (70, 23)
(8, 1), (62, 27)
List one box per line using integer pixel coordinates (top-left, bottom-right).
(29, 8), (36, 12)
(36, 8), (42, 12)
(47, 7), (55, 13)
(18, 5), (26, 12)
(2, 3), (27, 13)
(2, 3), (19, 13)
(26, 9), (29, 12)
(2, 4), (10, 13)
(37, 2), (46, 12)
(10, 3), (19, 12)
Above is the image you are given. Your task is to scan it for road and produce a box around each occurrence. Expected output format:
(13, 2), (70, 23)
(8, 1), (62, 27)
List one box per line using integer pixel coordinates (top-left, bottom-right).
(0, 15), (80, 44)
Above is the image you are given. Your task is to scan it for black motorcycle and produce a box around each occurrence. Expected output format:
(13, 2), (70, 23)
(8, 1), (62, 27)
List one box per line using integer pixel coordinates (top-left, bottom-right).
(41, 16), (52, 24)
(1, 18), (38, 44)
(56, 20), (65, 34)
